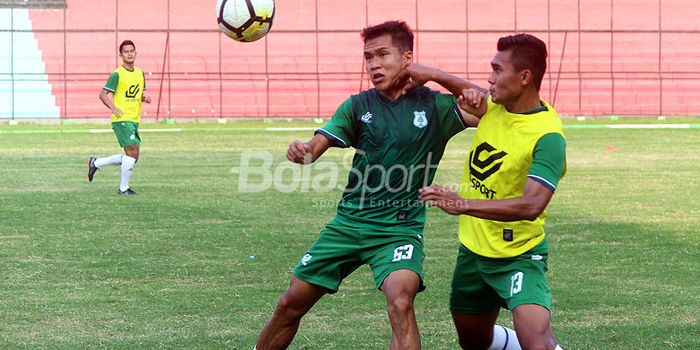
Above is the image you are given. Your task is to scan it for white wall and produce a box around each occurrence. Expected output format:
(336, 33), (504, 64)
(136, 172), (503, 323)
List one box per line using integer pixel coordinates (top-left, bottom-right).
(0, 8), (60, 119)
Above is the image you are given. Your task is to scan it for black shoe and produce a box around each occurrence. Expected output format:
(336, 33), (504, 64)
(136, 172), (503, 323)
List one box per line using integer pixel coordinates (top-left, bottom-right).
(118, 188), (138, 195)
(87, 157), (98, 182)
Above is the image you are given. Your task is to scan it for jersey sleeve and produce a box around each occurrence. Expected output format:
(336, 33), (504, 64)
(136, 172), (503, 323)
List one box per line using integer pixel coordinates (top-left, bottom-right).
(527, 133), (566, 191)
(315, 97), (355, 148)
(434, 92), (467, 138)
(104, 72), (119, 92)
(142, 71), (147, 90)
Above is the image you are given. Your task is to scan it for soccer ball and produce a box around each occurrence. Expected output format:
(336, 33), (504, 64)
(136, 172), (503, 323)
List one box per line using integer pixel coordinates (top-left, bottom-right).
(216, 0), (275, 42)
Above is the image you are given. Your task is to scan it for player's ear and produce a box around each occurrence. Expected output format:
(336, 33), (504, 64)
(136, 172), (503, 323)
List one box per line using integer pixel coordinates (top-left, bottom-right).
(520, 69), (532, 87)
(403, 50), (413, 64)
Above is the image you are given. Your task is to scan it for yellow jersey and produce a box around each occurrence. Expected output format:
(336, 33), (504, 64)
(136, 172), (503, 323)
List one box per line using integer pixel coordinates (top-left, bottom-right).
(458, 97), (566, 258)
(104, 65), (145, 123)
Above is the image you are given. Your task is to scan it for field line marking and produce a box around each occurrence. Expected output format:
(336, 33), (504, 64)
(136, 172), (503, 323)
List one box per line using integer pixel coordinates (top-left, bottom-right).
(1, 124), (698, 135)
(605, 124), (691, 129)
(265, 127), (317, 131)
(564, 123), (696, 129)
(140, 128), (183, 132)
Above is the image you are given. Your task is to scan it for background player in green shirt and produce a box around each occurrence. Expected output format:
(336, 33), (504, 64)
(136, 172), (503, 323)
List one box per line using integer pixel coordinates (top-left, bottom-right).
(87, 40), (151, 195)
(254, 21), (483, 350)
(419, 34), (566, 350)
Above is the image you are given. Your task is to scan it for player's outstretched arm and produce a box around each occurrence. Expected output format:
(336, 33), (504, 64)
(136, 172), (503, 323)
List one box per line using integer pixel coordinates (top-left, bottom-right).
(398, 63), (485, 97)
(397, 63), (488, 124)
(286, 133), (333, 165)
(419, 179), (554, 222)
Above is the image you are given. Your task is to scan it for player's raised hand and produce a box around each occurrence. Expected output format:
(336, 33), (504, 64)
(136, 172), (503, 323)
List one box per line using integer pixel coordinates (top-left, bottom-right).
(142, 95), (152, 104)
(395, 63), (436, 95)
(419, 183), (466, 216)
(458, 88), (488, 117)
(287, 140), (312, 164)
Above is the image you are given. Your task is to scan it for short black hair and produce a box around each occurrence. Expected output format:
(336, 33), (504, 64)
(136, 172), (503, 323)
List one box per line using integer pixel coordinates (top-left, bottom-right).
(497, 34), (547, 90)
(119, 40), (135, 53)
(361, 20), (414, 53)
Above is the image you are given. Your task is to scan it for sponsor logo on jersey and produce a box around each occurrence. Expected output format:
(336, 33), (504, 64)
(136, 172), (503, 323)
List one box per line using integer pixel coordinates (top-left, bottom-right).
(125, 84), (141, 98)
(469, 142), (507, 181)
(468, 142), (507, 199)
(361, 112), (373, 123)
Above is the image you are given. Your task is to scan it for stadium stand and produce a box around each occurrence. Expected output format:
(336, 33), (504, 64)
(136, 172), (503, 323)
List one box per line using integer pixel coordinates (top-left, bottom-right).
(0, 0), (697, 118)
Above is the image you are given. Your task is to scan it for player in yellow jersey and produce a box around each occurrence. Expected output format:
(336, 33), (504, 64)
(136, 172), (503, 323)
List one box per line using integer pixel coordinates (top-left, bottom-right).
(87, 40), (151, 195)
(419, 34), (566, 350)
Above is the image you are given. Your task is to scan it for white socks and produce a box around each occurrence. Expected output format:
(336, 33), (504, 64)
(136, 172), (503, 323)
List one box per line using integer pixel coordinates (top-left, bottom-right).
(120, 155), (136, 192)
(489, 325), (521, 350)
(94, 154), (123, 168)
(93, 154), (137, 192)
(253, 327), (559, 350)
(488, 325), (563, 350)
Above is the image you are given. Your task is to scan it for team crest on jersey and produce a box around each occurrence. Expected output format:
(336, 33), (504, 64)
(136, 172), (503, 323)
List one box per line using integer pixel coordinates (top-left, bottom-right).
(361, 112), (373, 124)
(413, 111), (427, 128)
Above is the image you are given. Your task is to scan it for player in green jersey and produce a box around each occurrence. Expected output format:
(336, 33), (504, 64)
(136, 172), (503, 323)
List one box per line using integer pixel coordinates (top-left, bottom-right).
(254, 21), (483, 350)
(419, 34), (566, 350)
(87, 40), (151, 195)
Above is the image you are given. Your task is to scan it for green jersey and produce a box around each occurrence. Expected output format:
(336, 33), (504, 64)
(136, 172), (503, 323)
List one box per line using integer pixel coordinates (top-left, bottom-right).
(316, 86), (466, 232)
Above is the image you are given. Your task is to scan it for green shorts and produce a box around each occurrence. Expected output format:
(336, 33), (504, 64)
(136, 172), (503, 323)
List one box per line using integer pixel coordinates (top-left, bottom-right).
(112, 121), (141, 148)
(450, 239), (551, 313)
(293, 220), (426, 294)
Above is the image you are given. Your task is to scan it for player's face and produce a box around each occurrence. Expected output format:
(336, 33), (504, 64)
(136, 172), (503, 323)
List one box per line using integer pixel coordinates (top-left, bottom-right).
(120, 45), (136, 64)
(487, 50), (525, 105)
(364, 34), (411, 92)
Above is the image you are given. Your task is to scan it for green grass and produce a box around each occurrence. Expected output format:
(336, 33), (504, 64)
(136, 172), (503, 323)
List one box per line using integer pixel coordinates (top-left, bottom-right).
(0, 122), (698, 349)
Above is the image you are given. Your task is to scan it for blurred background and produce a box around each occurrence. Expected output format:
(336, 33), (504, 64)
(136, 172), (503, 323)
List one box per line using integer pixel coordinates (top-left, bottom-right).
(1, 0), (699, 120)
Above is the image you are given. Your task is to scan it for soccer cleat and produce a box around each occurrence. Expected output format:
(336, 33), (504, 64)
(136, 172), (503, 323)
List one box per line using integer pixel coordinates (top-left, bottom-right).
(118, 188), (138, 195)
(87, 157), (98, 182)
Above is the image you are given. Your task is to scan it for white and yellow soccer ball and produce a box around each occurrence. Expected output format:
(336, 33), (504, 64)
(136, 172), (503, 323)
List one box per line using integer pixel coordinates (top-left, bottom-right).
(216, 0), (275, 42)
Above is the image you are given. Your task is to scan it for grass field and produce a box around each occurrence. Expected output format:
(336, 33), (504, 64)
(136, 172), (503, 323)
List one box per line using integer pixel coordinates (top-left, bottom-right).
(0, 121), (698, 349)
